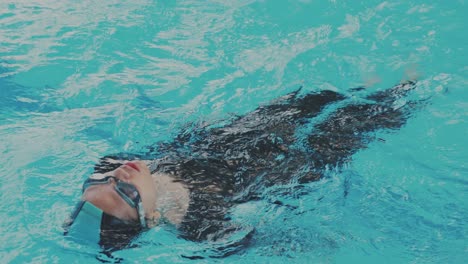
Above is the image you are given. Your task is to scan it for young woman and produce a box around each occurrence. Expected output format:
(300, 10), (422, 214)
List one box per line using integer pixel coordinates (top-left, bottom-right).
(65, 81), (420, 254)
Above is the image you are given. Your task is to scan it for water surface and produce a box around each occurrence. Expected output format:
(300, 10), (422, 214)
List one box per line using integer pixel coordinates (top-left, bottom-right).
(0, 0), (466, 263)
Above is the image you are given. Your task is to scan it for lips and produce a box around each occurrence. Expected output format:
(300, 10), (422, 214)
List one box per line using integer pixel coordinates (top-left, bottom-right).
(125, 162), (140, 172)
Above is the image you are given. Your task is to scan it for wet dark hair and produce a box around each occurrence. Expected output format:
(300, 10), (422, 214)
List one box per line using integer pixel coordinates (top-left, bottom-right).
(91, 81), (421, 257)
(99, 213), (142, 250)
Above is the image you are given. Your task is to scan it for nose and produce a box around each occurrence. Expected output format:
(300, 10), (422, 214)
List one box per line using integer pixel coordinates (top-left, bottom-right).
(113, 166), (131, 180)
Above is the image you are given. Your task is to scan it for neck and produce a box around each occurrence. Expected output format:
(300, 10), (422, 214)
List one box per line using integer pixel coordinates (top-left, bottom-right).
(151, 172), (190, 226)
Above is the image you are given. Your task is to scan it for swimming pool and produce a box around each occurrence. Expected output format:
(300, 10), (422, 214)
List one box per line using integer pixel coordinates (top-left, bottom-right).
(1, 0), (466, 263)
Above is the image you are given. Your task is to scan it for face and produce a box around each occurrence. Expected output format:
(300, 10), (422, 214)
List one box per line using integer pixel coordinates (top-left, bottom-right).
(82, 161), (157, 223)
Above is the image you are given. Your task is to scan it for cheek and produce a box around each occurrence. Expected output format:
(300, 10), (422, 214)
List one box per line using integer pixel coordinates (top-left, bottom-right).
(136, 161), (150, 174)
(113, 167), (131, 180)
(138, 177), (157, 213)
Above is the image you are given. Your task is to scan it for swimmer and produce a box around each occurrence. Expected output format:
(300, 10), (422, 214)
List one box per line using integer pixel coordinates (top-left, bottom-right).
(64, 81), (421, 255)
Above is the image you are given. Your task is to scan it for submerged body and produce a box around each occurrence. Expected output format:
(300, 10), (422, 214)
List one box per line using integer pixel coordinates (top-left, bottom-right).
(74, 81), (421, 252)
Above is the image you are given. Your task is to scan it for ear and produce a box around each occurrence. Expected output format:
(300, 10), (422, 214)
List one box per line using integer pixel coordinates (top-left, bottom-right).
(146, 210), (162, 228)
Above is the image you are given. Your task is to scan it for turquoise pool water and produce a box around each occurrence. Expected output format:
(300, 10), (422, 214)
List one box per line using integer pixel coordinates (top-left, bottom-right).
(1, 0), (467, 263)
